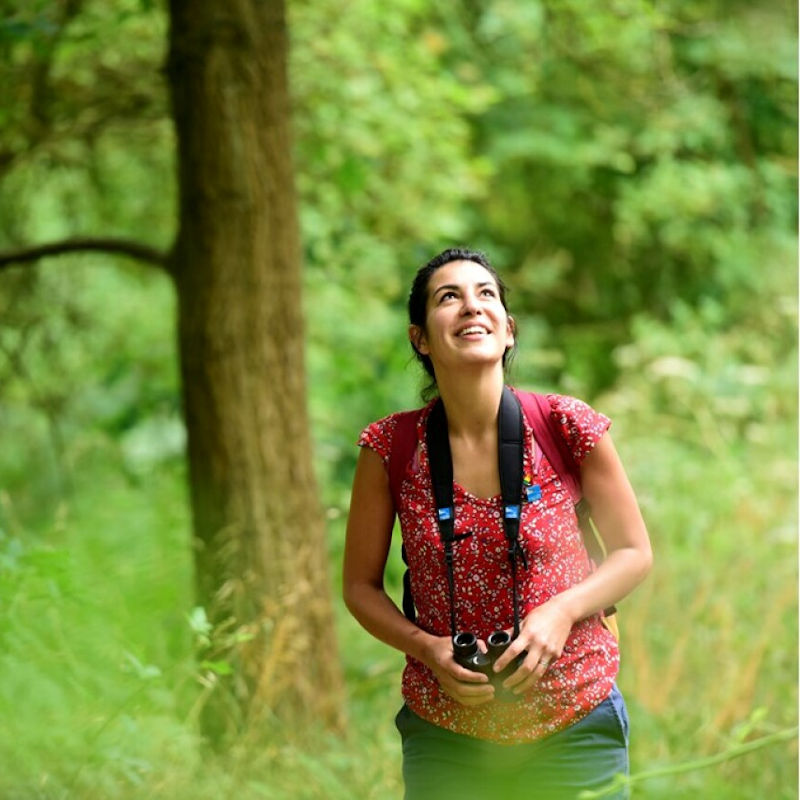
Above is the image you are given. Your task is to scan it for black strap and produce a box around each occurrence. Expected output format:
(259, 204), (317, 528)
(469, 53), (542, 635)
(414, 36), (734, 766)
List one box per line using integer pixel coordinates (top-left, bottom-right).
(426, 399), (459, 638)
(497, 386), (527, 638)
(401, 544), (417, 622)
(426, 386), (526, 638)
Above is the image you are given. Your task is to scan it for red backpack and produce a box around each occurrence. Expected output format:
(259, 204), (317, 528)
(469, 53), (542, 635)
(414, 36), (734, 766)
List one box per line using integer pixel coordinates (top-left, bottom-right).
(387, 389), (618, 636)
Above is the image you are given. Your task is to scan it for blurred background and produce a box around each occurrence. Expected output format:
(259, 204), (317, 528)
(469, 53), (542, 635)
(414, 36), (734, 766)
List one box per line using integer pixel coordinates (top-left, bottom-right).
(0, 0), (796, 797)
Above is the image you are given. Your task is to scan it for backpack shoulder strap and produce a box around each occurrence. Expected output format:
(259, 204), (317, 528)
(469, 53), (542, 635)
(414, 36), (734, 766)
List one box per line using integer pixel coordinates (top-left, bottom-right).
(516, 390), (613, 607)
(387, 408), (423, 624)
(515, 391), (581, 503)
(387, 409), (423, 512)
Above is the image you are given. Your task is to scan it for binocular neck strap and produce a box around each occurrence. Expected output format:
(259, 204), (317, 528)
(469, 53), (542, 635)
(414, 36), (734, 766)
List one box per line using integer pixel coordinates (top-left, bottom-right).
(426, 386), (526, 640)
(426, 399), (459, 638)
(498, 386), (526, 638)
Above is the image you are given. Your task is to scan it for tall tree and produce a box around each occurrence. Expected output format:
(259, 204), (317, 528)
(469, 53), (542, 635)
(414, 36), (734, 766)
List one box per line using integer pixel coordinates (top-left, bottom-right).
(166, 0), (342, 741)
(0, 0), (343, 743)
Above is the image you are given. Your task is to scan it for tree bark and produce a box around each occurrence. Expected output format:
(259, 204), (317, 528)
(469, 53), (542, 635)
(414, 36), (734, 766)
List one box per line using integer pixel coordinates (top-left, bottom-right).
(166, 0), (343, 743)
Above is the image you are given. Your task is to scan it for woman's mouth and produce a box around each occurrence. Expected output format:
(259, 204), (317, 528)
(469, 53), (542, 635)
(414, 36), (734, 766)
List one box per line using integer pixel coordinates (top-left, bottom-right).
(457, 326), (489, 337)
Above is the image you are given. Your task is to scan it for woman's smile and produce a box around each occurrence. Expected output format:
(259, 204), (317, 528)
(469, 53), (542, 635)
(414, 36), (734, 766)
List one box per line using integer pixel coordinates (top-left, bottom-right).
(456, 324), (490, 339)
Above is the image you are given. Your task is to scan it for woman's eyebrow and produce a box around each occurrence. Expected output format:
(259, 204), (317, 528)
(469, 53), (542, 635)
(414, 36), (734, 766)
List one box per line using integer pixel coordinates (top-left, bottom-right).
(432, 281), (495, 298)
(432, 283), (460, 297)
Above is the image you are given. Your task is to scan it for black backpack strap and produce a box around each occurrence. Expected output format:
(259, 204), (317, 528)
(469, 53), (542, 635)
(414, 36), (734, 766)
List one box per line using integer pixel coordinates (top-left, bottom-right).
(401, 549), (416, 622)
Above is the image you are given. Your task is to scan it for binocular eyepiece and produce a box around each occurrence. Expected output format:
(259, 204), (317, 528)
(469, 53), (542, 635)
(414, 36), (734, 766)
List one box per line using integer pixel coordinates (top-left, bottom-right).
(452, 631), (524, 701)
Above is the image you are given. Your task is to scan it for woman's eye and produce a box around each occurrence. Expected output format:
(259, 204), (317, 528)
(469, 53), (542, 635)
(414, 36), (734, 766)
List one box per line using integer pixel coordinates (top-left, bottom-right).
(439, 291), (457, 302)
(482, 288), (496, 297)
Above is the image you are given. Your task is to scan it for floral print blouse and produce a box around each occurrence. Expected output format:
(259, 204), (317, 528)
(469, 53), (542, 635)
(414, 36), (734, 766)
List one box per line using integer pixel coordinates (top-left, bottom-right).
(358, 392), (619, 744)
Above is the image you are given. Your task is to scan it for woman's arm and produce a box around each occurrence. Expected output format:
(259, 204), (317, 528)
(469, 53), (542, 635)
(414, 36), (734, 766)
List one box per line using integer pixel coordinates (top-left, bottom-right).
(495, 432), (652, 690)
(343, 446), (494, 705)
(555, 431), (653, 619)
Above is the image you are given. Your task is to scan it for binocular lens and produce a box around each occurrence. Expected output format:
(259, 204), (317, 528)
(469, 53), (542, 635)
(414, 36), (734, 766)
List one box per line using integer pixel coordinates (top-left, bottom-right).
(452, 632), (479, 656)
(487, 630), (511, 659)
(487, 631), (511, 648)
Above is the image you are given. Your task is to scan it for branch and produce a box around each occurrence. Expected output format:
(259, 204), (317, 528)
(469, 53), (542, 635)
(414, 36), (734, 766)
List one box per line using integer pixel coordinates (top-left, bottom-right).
(0, 237), (170, 272)
(579, 726), (799, 799)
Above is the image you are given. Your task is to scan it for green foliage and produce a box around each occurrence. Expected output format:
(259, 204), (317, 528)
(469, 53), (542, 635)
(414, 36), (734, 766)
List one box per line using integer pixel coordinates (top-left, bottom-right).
(449, 0), (796, 390)
(0, 262), (181, 526)
(0, 0), (795, 797)
(592, 296), (797, 797)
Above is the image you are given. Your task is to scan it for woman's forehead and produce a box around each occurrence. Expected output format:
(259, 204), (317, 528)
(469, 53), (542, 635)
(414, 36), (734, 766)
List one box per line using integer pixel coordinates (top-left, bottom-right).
(429, 259), (497, 291)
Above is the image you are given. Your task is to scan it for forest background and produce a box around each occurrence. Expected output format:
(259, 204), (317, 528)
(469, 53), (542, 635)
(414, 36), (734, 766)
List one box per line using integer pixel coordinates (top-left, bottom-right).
(0, 0), (796, 798)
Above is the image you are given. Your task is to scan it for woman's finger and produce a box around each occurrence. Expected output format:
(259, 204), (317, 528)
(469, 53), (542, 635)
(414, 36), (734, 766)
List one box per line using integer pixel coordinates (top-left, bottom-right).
(442, 678), (495, 705)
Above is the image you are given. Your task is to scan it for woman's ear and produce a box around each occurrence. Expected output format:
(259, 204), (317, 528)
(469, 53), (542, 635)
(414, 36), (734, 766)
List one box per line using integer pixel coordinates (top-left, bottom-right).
(506, 315), (516, 347)
(409, 324), (429, 356)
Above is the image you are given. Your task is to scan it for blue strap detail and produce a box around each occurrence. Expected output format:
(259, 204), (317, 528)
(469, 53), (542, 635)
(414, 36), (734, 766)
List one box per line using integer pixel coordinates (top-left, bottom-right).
(438, 507), (453, 522)
(504, 504), (521, 520)
(525, 484), (542, 503)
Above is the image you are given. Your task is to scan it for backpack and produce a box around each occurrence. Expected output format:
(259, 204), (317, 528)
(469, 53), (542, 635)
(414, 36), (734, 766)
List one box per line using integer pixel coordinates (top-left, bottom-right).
(387, 388), (619, 639)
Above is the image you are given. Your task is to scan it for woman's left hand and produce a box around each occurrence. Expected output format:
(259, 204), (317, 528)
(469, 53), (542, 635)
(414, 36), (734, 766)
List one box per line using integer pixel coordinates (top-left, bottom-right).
(492, 598), (574, 694)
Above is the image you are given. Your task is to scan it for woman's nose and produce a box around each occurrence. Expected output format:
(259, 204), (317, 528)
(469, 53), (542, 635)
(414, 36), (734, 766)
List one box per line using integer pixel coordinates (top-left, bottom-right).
(460, 291), (482, 315)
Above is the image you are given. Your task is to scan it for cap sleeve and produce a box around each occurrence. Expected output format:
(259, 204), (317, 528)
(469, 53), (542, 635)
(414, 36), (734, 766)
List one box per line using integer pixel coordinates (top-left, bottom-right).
(357, 413), (399, 467)
(547, 394), (611, 464)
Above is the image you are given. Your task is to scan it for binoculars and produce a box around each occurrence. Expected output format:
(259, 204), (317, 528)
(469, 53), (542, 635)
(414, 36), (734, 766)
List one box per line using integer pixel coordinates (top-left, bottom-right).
(452, 631), (525, 700)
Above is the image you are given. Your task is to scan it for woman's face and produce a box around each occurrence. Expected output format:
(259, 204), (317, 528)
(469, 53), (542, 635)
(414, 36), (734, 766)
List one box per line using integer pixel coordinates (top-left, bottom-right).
(409, 259), (514, 375)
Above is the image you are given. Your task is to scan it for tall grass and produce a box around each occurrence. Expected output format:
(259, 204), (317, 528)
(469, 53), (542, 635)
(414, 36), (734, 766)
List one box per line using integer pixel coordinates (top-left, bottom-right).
(0, 400), (794, 799)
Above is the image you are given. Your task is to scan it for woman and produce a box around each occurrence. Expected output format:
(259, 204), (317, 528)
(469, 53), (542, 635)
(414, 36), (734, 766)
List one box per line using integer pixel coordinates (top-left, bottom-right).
(343, 248), (652, 799)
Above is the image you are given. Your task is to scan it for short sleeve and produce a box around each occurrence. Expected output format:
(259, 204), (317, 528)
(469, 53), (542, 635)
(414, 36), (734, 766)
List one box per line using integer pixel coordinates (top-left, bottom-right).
(548, 394), (611, 464)
(357, 414), (399, 466)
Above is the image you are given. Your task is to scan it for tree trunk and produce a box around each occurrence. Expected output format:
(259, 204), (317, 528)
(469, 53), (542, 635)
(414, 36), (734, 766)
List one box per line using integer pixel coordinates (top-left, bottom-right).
(166, 0), (343, 743)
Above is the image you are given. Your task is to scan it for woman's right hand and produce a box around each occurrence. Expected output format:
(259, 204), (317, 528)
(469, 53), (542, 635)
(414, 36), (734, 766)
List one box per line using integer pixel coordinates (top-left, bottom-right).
(420, 635), (495, 706)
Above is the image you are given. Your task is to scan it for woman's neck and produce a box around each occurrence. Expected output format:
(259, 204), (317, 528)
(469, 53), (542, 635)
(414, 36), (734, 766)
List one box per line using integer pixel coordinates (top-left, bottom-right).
(435, 367), (505, 438)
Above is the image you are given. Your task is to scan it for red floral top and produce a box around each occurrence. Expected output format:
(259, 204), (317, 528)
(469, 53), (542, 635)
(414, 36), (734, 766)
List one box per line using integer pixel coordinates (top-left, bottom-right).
(358, 392), (619, 744)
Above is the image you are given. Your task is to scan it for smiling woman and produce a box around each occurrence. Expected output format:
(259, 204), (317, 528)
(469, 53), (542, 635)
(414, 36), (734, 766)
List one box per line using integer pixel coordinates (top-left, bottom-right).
(343, 248), (652, 799)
